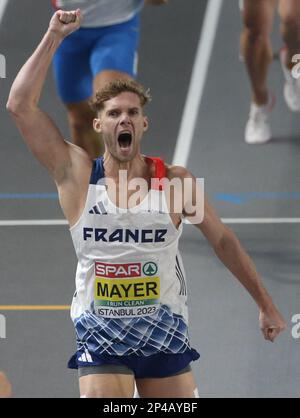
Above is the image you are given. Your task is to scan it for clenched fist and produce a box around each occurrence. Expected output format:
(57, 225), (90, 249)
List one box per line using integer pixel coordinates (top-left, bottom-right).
(259, 308), (286, 343)
(49, 9), (83, 39)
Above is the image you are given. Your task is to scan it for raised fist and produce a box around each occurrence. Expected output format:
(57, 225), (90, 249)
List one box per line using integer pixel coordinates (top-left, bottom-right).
(49, 9), (83, 39)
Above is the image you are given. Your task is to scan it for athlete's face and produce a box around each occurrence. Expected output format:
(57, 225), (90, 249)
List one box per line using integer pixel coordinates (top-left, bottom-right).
(94, 92), (149, 161)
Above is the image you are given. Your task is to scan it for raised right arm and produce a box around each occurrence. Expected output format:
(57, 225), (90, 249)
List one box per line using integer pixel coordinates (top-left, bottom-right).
(6, 9), (83, 184)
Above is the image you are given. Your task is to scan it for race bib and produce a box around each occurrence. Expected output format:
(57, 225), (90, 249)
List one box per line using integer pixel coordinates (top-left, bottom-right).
(94, 261), (160, 318)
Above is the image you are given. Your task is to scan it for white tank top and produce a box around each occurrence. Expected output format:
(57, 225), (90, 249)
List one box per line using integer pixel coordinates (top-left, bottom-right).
(52, 0), (144, 27)
(69, 156), (191, 357)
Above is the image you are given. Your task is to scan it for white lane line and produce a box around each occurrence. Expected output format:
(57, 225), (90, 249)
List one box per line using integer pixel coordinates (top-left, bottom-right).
(172, 0), (223, 167)
(0, 220), (68, 226)
(1, 218), (300, 226)
(187, 218), (300, 225)
(222, 218), (300, 224)
(0, 0), (8, 25)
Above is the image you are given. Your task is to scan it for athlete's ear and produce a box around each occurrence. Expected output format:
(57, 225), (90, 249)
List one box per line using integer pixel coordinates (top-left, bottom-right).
(93, 117), (102, 133)
(143, 116), (149, 133)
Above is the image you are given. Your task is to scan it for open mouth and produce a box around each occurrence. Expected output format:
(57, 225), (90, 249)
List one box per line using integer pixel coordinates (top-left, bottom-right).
(118, 132), (132, 149)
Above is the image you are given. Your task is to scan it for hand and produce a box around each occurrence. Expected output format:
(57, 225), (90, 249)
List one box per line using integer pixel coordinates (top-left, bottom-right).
(259, 308), (286, 342)
(48, 9), (83, 39)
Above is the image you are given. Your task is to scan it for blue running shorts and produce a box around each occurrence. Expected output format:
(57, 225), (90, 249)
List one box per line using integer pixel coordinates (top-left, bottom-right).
(68, 349), (200, 379)
(53, 14), (140, 104)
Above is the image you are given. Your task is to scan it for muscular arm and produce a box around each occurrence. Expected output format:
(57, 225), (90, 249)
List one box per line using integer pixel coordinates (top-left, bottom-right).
(171, 165), (286, 342)
(6, 10), (84, 183)
(199, 200), (272, 310)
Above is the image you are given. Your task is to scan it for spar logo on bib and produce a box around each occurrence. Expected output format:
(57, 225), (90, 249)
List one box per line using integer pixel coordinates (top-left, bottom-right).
(95, 261), (141, 278)
(143, 262), (157, 276)
(94, 261), (160, 318)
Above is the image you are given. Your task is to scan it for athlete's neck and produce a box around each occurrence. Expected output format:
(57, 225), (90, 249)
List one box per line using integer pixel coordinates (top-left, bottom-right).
(103, 152), (150, 181)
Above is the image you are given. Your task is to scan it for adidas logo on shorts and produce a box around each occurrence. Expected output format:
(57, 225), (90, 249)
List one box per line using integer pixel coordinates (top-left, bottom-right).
(78, 349), (93, 363)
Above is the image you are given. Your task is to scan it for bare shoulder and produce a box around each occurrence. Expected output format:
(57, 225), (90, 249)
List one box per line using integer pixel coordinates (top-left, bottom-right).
(165, 163), (194, 181)
(67, 141), (93, 165)
(56, 142), (94, 226)
(56, 141), (93, 185)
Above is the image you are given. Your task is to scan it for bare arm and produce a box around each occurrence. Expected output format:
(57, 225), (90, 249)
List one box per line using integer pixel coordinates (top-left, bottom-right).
(176, 166), (286, 342)
(198, 200), (286, 341)
(6, 10), (84, 183)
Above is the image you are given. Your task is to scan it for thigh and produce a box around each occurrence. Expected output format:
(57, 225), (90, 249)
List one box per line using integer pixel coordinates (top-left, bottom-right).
(53, 33), (93, 104)
(79, 371), (135, 398)
(243, 0), (277, 34)
(136, 370), (198, 399)
(90, 15), (140, 80)
(278, 0), (300, 21)
(66, 100), (96, 124)
(93, 69), (132, 94)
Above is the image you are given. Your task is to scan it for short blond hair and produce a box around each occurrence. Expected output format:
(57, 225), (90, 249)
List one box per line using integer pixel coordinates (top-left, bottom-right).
(90, 79), (151, 113)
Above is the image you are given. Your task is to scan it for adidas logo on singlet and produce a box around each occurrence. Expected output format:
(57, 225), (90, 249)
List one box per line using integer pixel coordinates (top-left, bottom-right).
(89, 201), (107, 215)
(89, 203), (166, 215)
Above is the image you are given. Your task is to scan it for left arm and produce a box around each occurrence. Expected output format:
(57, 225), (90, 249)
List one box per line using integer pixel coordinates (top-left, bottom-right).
(179, 167), (286, 342)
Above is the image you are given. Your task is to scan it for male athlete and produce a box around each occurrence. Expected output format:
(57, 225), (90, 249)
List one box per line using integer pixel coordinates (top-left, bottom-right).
(7, 10), (286, 398)
(51, 0), (168, 158)
(241, 0), (300, 144)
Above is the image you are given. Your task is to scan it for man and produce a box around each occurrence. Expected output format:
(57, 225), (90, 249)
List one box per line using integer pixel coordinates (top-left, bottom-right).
(51, 0), (168, 158)
(7, 10), (286, 398)
(240, 0), (300, 144)
(0, 372), (12, 398)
